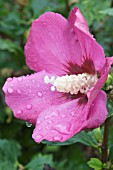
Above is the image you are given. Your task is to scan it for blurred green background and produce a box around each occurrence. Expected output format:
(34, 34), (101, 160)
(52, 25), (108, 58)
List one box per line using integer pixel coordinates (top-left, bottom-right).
(0, 0), (113, 170)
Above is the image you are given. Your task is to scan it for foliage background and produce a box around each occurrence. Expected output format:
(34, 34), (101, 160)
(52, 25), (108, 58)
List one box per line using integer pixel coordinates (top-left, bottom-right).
(0, 0), (113, 170)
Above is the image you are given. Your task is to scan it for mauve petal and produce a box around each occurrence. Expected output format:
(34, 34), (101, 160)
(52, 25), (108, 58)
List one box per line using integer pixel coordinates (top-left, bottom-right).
(25, 12), (82, 75)
(68, 7), (105, 71)
(68, 7), (92, 37)
(87, 57), (113, 103)
(85, 91), (107, 129)
(32, 99), (90, 143)
(2, 71), (66, 124)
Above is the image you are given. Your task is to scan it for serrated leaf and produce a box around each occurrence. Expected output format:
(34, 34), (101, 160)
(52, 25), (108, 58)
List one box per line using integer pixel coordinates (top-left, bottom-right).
(87, 158), (103, 170)
(42, 130), (98, 147)
(25, 154), (54, 170)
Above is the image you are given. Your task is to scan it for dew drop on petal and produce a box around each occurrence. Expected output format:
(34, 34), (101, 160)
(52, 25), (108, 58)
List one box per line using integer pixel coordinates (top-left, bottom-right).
(8, 87), (13, 93)
(54, 136), (63, 141)
(38, 127), (42, 131)
(37, 92), (42, 97)
(17, 110), (23, 115)
(53, 124), (70, 135)
(61, 114), (66, 118)
(26, 104), (32, 110)
(37, 120), (41, 125)
(17, 77), (23, 82)
(36, 135), (43, 140)
(17, 89), (21, 94)
(26, 122), (32, 127)
(7, 78), (13, 82)
(46, 127), (49, 130)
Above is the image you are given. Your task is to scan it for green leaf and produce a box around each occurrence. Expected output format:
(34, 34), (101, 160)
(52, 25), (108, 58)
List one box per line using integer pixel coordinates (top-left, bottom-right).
(87, 158), (103, 170)
(0, 139), (21, 170)
(31, 0), (49, 15)
(109, 146), (113, 163)
(100, 8), (113, 16)
(25, 154), (54, 170)
(42, 130), (98, 147)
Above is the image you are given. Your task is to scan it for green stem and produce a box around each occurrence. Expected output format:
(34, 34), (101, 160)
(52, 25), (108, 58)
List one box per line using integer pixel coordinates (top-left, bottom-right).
(101, 117), (111, 169)
(65, 0), (70, 12)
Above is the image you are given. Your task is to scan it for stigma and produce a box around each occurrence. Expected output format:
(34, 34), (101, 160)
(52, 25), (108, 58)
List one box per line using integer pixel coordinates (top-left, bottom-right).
(44, 73), (98, 95)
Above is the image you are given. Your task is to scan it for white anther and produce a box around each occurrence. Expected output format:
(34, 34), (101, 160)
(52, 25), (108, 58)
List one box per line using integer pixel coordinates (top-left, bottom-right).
(44, 75), (50, 84)
(51, 86), (56, 91)
(44, 73), (98, 95)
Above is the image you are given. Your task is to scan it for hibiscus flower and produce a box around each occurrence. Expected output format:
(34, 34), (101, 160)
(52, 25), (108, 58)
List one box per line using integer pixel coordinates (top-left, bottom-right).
(3, 7), (113, 143)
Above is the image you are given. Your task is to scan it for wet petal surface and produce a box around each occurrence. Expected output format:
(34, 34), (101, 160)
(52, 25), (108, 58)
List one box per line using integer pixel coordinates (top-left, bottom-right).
(3, 71), (66, 124)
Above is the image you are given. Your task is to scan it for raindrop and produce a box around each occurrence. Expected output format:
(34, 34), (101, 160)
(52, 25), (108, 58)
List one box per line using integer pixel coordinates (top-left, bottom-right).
(38, 127), (42, 131)
(54, 136), (62, 141)
(37, 92), (42, 97)
(43, 22), (47, 26)
(7, 78), (13, 82)
(32, 80), (35, 83)
(26, 104), (32, 110)
(17, 110), (23, 115)
(61, 114), (66, 118)
(26, 122), (32, 127)
(46, 127), (49, 130)
(11, 84), (13, 87)
(17, 89), (21, 94)
(8, 87), (13, 93)
(36, 135), (43, 140)
(44, 112), (58, 120)
(17, 77), (23, 82)
(53, 124), (70, 135)
(37, 120), (41, 125)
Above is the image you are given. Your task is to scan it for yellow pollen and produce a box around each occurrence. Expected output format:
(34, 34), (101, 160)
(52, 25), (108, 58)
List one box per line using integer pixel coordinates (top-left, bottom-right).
(44, 73), (98, 95)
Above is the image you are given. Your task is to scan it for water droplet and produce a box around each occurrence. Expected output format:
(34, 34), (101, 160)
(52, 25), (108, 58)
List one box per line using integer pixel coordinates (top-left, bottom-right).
(38, 127), (42, 131)
(7, 78), (13, 82)
(37, 120), (41, 125)
(71, 112), (75, 117)
(17, 89), (21, 94)
(8, 87), (13, 93)
(26, 104), (32, 110)
(11, 84), (13, 87)
(36, 135), (43, 140)
(17, 77), (23, 82)
(45, 112), (58, 120)
(61, 114), (66, 118)
(17, 110), (23, 115)
(46, 127), (49, 130)
(26, 122), (32, 127)
(32, 80), (35, 83)
(43, 22), (47, 26)
(34, 111), (37, 114)
(37, 92), (42, 97)
(53, 124), (70, 135)
(53, 136), (62, 141)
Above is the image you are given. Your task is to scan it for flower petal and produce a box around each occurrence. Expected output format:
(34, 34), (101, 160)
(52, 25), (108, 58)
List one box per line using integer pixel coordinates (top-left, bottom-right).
(32, 90), (107, 143)
(68, 7), (92, 37)
(2, 71), (66, 124)
(85, 91), (107, 129)
(32, 99), (89, 143)
(25, 12), (82, 75)
(68, 7), (105, 71)
(87, 57), (113, 104)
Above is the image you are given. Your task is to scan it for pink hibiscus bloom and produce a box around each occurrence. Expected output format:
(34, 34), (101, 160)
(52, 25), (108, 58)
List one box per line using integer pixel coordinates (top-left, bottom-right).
(3, 7), (113, 143)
